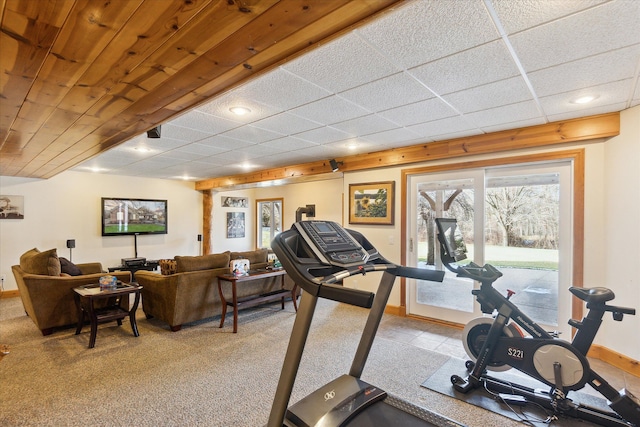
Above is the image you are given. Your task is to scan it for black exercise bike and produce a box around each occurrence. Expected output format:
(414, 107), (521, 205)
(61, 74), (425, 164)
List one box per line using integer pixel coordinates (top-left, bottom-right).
(434, 218), (640, 426)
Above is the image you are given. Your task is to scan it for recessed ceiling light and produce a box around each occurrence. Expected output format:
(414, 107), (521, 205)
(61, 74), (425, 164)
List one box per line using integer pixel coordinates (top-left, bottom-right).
(229, 106), (251, 115)
(346, 141), (359, 150)
(571, 95), (598, 104)
(238, 162), (256, 170)
(134, 146), (152, 153)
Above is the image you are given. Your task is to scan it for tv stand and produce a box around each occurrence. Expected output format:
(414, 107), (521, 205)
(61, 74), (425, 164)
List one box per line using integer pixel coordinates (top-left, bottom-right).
(108, 260), (159, 280)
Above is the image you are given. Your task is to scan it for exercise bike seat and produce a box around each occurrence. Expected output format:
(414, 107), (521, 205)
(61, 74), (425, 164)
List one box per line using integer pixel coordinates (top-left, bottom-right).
(570, 286), (614, 304)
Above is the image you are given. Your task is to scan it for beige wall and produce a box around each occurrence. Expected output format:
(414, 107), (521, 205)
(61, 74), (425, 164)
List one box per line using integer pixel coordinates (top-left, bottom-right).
(211, 177), (344, 253)
(600, 106), (640, 358)
(0, 172), (202, 291)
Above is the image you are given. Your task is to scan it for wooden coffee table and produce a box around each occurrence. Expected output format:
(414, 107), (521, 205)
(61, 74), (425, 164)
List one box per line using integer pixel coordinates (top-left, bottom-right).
(217, 269), (297, 333)
(73, 282), (142, 348)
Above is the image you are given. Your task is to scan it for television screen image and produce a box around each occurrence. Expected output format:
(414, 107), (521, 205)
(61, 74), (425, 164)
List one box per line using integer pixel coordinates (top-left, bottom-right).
(102, 198), (167, 236)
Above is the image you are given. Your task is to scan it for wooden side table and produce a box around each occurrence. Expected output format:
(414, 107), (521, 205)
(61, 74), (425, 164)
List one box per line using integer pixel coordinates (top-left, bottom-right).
(73, 282), (142, 348)
(217, 269), (298, 333)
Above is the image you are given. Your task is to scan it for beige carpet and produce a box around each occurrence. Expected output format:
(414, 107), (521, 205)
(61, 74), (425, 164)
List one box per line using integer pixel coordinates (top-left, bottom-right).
(0, 296), (525, 427)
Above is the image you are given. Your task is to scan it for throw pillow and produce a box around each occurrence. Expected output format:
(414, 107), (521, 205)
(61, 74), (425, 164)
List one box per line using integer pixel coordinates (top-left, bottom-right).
(230, 249), (268, 264)
(175, 251), (230, 273)
(59, 257), (82, 276)
(20, 248), (61, 276)
(159, 259), (177, 275)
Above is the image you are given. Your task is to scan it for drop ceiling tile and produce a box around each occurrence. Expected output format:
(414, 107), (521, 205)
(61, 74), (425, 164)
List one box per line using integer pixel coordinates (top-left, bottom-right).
(293, 144), (343, 160)
(362, 127), (424, 145)
(191, 157), (235, 167)
(491, 0), (607, 34)
(197, 134), (254, 150)
(409, 40), (520, 95)
(252, 112), (323, 136)
(167, 111), (241, 134)
(217, 144), (276, 159)
(282, 32), (399, 93)
(155, 150), (203, 162)
(221, 125), (283, 144)
(431, 129), (484, 141)
(539, 79), (634, 116)
(465, 100), (542, 128)
(330, 114), (399, 136)
(232, 68), (332, 110)
(546, 102), (628, 123)
(257, 151), (316, 167)
(323, 138), (387, 156)
(378, 98), (459, 127)
(442, 76), (532, 114)
(136, 156), (179, 167)
(407, 116), (478, 139)
(260, 136), (319, 152)
(294, 126), (352, 145)
(290, 96), (370, 125)
(510, 1), (640, 72)
(158, 123), (212, 142)
(340, 72), (435, 112)
(212, 149), (265, 163)
(174, 143), (227, 156)
(358, 0), (498, 69)
(528, 44), (640, 98)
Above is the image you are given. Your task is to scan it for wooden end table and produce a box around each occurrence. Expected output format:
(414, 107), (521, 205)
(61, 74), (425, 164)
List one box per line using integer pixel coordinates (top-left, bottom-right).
(73, 282), (142, 348)
(217, 269), (297, 333)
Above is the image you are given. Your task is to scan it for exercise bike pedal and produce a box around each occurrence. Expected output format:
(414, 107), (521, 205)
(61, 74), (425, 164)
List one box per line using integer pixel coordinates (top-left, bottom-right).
(450, 375), (475, 393)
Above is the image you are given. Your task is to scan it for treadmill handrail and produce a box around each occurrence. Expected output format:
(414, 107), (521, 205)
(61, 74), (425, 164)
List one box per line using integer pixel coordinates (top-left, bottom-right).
(319, 264), (445, 284)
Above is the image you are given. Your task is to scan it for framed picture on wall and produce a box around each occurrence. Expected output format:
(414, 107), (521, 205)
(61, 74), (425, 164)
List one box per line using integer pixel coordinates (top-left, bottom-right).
(226, 212), (245, 238)
(348, 181), (394, 225)
(221, 196), (248, 208)
(0, 195), (25, 219)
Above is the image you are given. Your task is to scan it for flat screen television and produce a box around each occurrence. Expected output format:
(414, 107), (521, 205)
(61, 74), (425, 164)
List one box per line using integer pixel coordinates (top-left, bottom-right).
(101, 197), (168, 236)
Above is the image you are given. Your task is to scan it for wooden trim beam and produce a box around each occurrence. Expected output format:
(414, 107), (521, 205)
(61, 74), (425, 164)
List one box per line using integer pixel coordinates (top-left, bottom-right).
(203, 190), (213, 255)
(196, 112), (619, 191)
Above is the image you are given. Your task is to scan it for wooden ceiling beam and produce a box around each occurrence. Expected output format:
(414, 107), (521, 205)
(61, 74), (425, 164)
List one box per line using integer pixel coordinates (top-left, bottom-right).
(0, 0), (400, 179)
(34, 0), (400, 179)
(195, 112), (621, 191)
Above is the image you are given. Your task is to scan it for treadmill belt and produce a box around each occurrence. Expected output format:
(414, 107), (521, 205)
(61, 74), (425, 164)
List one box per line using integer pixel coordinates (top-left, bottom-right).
(348, 395), (465, 427)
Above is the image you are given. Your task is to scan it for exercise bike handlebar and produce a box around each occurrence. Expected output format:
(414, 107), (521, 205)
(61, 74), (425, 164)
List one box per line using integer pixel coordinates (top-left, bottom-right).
(440, 254), (503, 284)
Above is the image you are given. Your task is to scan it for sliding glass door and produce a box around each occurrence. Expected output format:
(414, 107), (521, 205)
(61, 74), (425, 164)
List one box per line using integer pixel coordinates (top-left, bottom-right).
(407, 161), (572, 335)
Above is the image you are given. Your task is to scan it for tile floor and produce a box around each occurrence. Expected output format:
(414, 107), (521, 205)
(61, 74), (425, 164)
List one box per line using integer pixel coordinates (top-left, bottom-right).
(377, 313), (640, 399)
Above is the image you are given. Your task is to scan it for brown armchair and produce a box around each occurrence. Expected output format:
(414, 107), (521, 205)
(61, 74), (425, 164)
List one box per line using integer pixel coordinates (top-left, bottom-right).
(12, 249), (132, 336)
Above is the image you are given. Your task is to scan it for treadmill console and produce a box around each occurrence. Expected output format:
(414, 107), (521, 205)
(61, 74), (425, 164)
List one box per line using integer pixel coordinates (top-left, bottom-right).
(293, 221), (372, 267)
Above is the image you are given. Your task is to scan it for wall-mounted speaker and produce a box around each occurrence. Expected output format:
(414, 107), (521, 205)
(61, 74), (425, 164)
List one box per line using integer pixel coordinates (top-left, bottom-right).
(197, 234), (202, 241)
(146, 126), (161, 138)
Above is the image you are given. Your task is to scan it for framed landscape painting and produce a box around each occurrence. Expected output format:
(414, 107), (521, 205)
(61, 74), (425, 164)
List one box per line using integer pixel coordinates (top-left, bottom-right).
(348, 181), (394, 225)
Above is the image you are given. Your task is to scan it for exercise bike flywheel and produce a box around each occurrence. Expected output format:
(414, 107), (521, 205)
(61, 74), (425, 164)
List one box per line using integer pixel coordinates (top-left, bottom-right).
(462, 317), (524, 372)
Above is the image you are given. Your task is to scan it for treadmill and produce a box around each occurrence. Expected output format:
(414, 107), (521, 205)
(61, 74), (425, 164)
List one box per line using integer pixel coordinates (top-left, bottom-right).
(267, 220), (466, 427)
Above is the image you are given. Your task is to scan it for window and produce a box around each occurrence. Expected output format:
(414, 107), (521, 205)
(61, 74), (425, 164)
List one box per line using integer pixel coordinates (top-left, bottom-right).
(256, 198), (283, 249)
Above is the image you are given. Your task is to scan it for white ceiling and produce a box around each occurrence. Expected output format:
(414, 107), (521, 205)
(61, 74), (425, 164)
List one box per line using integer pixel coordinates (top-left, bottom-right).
(73, 0), (640, 182)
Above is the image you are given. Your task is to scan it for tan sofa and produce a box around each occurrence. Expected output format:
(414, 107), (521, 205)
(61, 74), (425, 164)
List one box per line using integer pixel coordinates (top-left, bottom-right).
(12, 248), (132, 336)
(135, 249), (296, 331)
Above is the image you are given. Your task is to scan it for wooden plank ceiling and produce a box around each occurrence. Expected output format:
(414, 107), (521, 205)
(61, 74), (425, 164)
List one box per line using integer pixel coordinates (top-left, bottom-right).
(0, 0), (400, 179)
